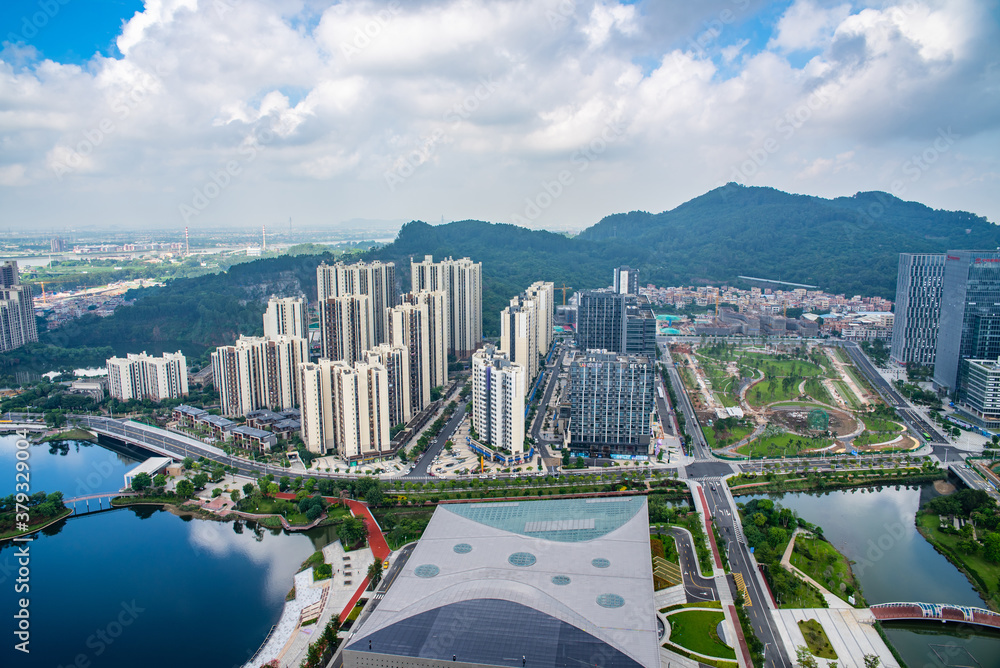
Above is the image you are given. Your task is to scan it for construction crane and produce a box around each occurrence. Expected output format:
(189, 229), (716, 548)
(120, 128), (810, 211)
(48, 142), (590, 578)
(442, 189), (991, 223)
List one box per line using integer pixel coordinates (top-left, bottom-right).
(556, 285), (572, 305)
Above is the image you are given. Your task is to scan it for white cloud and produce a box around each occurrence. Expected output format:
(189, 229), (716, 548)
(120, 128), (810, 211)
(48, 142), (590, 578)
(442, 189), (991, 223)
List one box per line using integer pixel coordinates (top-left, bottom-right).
(0, 0), (997, 230)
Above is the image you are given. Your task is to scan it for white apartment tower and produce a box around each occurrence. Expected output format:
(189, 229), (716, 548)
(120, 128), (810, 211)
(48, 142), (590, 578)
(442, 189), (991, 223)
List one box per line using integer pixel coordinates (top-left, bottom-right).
(403, 290), (449, 389)
(319, 294), (372, 366)
(107, 351), (188, 402)
(365, 344), (412, 429)
(211, 335), (308, 417)
(471, 345), (525, 456)
(410, 255), (482, 357)
(263, 296), (307, 339)
(500, 295), (538, 392)
(298, 358), (391, 460)
(317, 260), (397, 345)
(387, 302), (432, 414)
(525, 281), (554, 357)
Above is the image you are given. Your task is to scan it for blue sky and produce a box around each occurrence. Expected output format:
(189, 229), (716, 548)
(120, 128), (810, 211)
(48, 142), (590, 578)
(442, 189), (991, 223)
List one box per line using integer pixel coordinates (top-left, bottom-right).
(0, 0), (997, 231)
(2, 0), (144, 63)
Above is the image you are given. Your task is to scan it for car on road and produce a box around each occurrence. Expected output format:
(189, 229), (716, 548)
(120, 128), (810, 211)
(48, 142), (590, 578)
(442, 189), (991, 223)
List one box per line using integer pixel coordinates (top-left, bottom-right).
(479, 474), (487, 479)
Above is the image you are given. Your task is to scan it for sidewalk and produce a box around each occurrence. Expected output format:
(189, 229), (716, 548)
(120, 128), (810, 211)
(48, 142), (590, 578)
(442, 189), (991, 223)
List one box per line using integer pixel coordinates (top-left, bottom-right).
(772, 608), (898, 668)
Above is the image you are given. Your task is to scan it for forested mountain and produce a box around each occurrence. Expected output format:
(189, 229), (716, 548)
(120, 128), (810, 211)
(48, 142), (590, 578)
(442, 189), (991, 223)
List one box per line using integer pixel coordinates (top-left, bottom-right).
(23, 184), (996, 362)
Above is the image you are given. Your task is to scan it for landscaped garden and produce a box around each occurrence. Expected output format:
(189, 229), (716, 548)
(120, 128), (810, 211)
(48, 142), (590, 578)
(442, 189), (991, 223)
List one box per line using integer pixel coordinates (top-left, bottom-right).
(664, 609), (737, 661)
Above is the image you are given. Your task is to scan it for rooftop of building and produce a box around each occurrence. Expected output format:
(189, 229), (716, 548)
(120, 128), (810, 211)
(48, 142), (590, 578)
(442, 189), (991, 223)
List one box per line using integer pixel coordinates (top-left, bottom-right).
(344, 496), (658, 668)
(231, 425), (273, 439)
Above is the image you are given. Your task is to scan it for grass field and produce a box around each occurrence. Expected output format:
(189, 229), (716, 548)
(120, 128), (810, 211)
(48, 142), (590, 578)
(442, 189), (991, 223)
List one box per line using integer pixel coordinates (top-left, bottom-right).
(737, 433), (834, 458)
(704, 423), (755, 449)
(861, 415), (904, 433)
(798, 619), (838, 659)
(666, 609), (736, 660)
(747, 379), (802, 406)
(803, 378), (833, 405)
(790, 536), (865, 606)
(832, 380), (861, 409)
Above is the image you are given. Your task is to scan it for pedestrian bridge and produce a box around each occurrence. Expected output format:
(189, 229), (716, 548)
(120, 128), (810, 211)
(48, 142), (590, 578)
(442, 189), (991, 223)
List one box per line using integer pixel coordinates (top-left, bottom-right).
(870, 602), (1000, 629)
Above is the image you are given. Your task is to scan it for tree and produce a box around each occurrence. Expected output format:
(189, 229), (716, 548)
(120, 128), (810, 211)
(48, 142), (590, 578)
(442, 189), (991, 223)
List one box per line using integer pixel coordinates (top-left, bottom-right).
(795, 646), (818, 668)
(176, 479), (195, 499)
(192, 472), (209, 489)
(365, 487), (385, 508)
(153, 473), (167, 488)
(279, 476), (290, 492)
(863, 655), (881, 668)
(338, 516), (367, 548)
(242, 482), (254, 497)
(367, 561), (384, 590)
(982, 532), (1000, 563)
(182, 457), (194, 470)
(230, 489), (241, 503)
(130, 472), (152, 492)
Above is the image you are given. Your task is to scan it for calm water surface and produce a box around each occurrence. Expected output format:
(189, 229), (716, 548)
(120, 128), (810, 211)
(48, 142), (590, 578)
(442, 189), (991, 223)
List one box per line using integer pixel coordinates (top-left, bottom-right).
(0, 436), (333, 668)
(745, 484), (1000, 668)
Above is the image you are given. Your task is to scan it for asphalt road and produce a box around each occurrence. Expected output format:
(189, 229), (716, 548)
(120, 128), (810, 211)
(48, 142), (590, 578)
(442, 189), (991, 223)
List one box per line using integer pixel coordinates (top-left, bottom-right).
(658, 341), (712, 460)
(663, 526), (718, 602)
(701, 481), (791, 668)
(403, 401), (468, 479)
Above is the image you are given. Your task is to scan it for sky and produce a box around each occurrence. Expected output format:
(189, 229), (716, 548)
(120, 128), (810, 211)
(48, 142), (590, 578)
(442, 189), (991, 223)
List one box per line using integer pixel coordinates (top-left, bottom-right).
(1, 0), (998, 233)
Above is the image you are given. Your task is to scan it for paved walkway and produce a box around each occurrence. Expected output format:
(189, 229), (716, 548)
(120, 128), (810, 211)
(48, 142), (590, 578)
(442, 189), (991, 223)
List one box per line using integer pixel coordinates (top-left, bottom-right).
(653, 584), (687, 609)
(780, 529), (852, 609)
(773, 608), (899, 668)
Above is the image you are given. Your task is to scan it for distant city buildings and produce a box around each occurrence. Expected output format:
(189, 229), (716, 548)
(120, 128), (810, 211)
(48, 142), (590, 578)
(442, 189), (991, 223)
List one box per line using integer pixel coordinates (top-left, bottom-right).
(411, 255), (482, 357)
(0, 261), (37, 353)
(568, 350), (653, 458)
(107, 351), (188, 402)
(890, 253), (945, 366)
(471, 345), (525, 456)
(613, 265), (639, 295)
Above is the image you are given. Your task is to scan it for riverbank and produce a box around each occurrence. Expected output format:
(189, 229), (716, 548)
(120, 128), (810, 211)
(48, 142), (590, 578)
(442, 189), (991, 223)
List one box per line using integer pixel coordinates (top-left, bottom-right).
(37, 427), (97, 443)
(0, 506), (72, 541)
(915, 511), (1000, 612)
(728, 468), (945, 495)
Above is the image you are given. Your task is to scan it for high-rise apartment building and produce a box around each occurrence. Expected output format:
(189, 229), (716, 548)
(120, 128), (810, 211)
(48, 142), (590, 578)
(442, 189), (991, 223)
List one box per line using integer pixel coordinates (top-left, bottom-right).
(411, 255), (481, 357)
(576, 290), (627, 353)
(211, 335), (308, 417)
(107, 351), (188, 402)
(0, 261), (37, 353)
(471, 345), (525, 456)
(500, 295), (538, 392)
(525, 281), (554, 357)
(613, 266), (639, 295)
(403, 290), (449, 389)
(890, 254), (945, 366)
(263, 296), (307, 339)
(387, 302), (431, 414)
(319, 294), (372, 366)
(934, 250), (1000, 394)
(317, 260), (396, 344)
(365, 344), (412, 429)
(569, 350), (653, 458)
(298, 358), (391, 460)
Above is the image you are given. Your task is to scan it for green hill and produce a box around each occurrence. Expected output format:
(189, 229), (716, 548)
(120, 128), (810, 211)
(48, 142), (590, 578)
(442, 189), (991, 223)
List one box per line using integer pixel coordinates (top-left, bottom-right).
(20, 184), (996, 365)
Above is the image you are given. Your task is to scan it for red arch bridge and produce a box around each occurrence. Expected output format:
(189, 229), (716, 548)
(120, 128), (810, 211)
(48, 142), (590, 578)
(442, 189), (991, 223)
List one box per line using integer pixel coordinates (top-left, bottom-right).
(870, 602), (1000, 629)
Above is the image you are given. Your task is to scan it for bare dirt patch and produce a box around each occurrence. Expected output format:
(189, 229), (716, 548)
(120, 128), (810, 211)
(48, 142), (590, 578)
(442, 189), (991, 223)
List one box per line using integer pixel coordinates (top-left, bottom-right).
(767, 405), (859, 437)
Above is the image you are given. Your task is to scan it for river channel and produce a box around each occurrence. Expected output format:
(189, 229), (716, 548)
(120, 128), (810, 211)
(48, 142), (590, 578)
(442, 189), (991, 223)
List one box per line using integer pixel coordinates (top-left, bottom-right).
(0, 436), (337, 667)
(745, 484), (1000, 668)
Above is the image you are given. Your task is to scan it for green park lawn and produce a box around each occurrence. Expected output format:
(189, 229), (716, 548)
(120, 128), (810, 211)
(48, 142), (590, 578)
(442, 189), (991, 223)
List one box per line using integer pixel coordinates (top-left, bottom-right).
(798, 619), (837, 659)
(802, 378), (833, 405)
(747, 379), (801, 406)
(737, 433), (833, 458)
(832, 380), (861, 409)
(666, 609), (736, 660)
(917, 512), (1000, 609)
(790, 536), (864, 606)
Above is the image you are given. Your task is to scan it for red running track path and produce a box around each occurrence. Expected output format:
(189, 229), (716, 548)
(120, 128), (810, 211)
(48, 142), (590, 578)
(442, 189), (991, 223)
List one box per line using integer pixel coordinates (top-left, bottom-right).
(696, 486), (724, 570)
(272, 494), (392, 623)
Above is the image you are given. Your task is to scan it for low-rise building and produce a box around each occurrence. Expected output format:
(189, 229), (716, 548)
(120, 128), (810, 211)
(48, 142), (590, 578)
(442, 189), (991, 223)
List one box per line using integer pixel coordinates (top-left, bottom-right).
(229, 425), (277, 452)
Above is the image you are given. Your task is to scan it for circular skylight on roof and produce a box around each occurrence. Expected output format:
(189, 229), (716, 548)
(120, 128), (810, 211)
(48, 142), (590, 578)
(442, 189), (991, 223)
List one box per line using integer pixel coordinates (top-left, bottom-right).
(508, 552), (537, 567)
(414, 564), (440, 578)
(591, 558), (611, 569)
(596, 593), (625, 608)
(551, 575), (571, 586)
(453, 543), (473, 554)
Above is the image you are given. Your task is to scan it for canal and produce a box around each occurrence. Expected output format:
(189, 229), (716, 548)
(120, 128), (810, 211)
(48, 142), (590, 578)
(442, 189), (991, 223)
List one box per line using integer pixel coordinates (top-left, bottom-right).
(0, 436), (335, 667)
(744, 484), (1000, 668)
